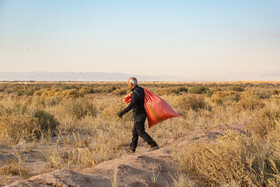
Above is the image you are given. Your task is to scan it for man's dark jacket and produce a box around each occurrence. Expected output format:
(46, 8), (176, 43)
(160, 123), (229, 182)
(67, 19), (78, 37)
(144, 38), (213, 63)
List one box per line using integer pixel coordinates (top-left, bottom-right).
(119, 85), (146, 117)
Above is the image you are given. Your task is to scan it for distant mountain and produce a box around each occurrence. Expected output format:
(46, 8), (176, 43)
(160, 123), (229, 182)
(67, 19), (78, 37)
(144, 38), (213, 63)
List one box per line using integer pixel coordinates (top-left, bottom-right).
(0, 72), (180, 81)
(0, 71), (279, 81)
(199, 71), (280, 81)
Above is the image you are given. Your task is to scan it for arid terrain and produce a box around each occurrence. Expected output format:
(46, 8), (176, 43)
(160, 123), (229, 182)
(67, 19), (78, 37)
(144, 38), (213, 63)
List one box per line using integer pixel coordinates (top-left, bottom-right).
(1, 81), (280, 186)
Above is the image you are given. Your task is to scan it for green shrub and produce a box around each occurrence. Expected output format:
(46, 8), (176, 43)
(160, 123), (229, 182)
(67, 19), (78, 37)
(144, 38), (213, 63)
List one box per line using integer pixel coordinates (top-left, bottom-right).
(205, 90), (213, 97)
(189, 86), (211, 95)
(33, 110), (60, 133)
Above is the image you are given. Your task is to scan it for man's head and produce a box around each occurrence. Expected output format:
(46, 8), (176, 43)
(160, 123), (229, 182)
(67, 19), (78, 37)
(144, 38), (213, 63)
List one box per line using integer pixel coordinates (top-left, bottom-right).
(128, 77), (138, 89)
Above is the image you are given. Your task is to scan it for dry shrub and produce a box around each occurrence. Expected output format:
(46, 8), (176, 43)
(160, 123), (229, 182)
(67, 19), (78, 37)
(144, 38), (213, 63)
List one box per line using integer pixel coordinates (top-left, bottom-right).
(61, 89), (84, 98)
(34, 88), (83, 98)
(249, 109), (280, 139)
(0, 175), (11, 187)
(112, 88), (129, 95)
(0, 102), (28, 116)
(61, 98), (96, 119)
(45, 146), (95, 169)
(45, 96), (62, 106)
(174, 132), (280, 186)
(87, 123), (131, 164)
(0, 147), (29, 181)
(228, 86), (245, 92)
(258, 89), (273, 99)
(237, 92), (265, 110)
(262, 109), (280, 122)
(173, 174), (195, 187)
(0, 114), (39, 144)
(101, 102), (133, 121)
(211, 91), (240, 105)
(45, 122), (131, 169)
(271, 89), (279, 95)
(45, 132), (95, 169)
(79, 86), (93, 94)
(174, 94), (207, 111)
(30, 96), (46, 110)
(156, 86), (188, 96)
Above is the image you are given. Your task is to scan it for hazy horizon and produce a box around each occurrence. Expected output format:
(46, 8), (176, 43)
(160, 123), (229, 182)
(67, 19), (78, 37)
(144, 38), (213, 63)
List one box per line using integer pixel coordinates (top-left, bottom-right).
(1, 0), (279, 78)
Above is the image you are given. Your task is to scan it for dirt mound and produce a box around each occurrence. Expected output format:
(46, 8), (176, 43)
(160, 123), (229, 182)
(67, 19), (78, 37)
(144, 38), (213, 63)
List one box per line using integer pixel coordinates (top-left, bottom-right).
(7, 121), (250, 187)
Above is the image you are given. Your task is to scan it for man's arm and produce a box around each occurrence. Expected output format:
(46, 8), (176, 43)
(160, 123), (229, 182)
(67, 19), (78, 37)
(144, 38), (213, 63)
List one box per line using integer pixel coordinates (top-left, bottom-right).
(118, 91), (138, 118)
(118, 103), (132, 118)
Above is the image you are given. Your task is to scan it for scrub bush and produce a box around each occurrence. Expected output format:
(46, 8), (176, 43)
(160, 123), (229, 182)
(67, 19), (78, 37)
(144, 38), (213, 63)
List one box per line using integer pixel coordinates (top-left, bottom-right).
(211, 91), (241, 105)
(174, 132), (280, 186)
(156, 86), (188, 96)
(33, 110), (60, 133)
(0, 115), (39, 144)
(175, 95), (207, 111)
(237, 92), (265, 110)
(62, 98), (96, 119)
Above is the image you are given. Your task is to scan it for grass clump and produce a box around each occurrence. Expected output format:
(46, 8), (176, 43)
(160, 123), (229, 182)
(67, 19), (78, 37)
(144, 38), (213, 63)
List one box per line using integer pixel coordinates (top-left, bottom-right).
(175, 95), (207, 111)
(211, 91), (241, 105)
(0, 114), (39, 144)
(174, 132), (280, 186)
(237, 92), (265, 110)
(112, 88), (129, 95)
(102, 102), (133, 121)
(0, 147), (29, 178)
(62, 98), (96, 119)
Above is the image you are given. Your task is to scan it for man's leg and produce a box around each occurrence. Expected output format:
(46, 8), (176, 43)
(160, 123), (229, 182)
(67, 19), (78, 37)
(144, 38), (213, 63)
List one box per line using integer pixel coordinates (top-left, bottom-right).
(130, 126), (138, 152)
(134, 114), (158, 148)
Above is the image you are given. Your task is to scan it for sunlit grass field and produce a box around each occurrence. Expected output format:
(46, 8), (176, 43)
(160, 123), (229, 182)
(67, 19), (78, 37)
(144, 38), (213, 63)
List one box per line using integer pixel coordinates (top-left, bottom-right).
(0, 81), (280, 186)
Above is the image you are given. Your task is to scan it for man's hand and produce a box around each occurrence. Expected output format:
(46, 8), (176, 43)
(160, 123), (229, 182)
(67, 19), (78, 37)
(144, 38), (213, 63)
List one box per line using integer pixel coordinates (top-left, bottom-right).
(118, 112), (123, 118)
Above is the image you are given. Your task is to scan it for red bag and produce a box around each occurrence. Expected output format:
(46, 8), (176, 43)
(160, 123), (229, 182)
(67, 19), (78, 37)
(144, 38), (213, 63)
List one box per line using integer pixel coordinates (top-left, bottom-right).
(123, 92), (132, 104)
(123, 88), (179, 128)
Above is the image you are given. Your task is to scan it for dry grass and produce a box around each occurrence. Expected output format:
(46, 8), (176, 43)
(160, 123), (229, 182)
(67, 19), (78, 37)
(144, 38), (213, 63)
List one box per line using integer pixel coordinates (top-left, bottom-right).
(0, 114), (39, 144)
(0, 147), (29, 186)
(0, 81), (280, 185)
(173, 111), (280, 186)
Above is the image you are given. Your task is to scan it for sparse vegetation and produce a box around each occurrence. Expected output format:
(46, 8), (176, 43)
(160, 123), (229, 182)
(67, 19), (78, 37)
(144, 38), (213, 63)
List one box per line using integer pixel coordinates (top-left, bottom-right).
(1, 81), (280, 185)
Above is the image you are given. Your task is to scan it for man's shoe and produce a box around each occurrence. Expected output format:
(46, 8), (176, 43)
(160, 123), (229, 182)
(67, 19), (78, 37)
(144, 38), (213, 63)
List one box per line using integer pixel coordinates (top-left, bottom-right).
(125, 148), (135, 154)
(149, 145), (160, 152)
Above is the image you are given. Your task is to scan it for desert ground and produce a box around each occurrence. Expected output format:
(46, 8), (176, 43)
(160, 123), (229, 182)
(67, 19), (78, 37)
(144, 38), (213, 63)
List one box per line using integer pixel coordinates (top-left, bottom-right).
(1, 81), (280, 186)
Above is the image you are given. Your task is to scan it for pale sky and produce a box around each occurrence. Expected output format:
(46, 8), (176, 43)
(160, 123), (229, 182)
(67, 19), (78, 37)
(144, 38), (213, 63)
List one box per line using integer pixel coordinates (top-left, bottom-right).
(0, 0), (279, 78)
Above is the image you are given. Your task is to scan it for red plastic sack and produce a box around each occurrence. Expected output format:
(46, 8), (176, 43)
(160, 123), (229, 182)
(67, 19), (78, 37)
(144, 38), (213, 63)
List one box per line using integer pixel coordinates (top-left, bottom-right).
(123, 92), (132, 104)
(123, 88), (179, 128)
(144, 88), (179, 128)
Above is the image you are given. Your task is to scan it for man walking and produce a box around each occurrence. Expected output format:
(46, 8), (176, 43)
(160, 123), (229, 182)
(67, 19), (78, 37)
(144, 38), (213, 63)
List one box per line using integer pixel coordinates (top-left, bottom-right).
(118, 77), (159, 153)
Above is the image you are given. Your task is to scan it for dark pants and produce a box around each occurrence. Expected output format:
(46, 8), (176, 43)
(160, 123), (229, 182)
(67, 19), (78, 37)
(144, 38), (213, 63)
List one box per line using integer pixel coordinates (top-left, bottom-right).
(130, 113), (157, 151)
